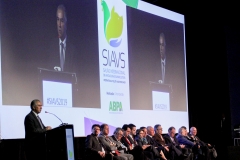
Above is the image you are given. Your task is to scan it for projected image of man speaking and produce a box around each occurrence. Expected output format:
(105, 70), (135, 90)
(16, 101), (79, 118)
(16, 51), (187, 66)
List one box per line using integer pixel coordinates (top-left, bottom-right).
(159, 33), (166, 84)
(155, 32), (172, 85)
(56, 4), (67, 72)
(47, 4), (77, 73)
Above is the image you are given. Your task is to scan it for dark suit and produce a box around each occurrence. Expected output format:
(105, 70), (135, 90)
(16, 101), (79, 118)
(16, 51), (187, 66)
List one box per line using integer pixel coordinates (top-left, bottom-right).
(24, 111), (46, 160)
(176, 134), (195, 148)
(164, 134), (192, 160)
(85, 133), (113, 160)
(153, 133), (179, 160)
(136, 136), (161, 160)
(121, 136), (147, 160)
(191, 135), (213, 160)
(154, 55), (175, 87)
(177, 134), (203, 159)
(152, 133), (169, 147)
(146, 135), (165, 153)
(47, 37), (76, 73)
(128, 135), (138, 146)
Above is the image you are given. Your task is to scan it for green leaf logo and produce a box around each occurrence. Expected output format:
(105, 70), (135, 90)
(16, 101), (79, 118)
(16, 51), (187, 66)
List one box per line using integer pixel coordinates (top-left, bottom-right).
(101, 0), (123, 47)
(68, 150), (73, 159)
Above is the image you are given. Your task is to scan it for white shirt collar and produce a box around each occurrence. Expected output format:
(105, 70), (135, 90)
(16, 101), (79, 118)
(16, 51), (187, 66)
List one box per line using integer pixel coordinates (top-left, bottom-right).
(32, 111), (38, 117)
(161, 59), (166, 65)
(59, 37), (67, 48)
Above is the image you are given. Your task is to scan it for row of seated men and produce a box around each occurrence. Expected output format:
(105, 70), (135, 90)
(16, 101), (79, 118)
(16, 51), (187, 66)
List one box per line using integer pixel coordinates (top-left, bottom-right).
(85, 123), (216, 160)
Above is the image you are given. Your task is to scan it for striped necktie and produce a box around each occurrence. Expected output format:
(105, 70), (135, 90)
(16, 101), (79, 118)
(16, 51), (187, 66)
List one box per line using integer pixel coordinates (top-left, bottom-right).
(36, 115), (44, 129)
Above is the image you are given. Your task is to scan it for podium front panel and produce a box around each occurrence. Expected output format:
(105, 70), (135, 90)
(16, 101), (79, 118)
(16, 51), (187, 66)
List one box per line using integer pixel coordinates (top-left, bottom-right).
(46, 125), (75, 160)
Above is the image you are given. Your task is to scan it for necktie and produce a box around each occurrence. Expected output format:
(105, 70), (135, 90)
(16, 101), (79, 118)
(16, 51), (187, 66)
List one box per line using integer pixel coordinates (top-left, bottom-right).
(143, 138), (148, 145)
(115, 149), (120, 156)
(160, 134), (164, 140)
(130, 135), (137, 145)
(36, 116), (44, 129)
(125, 137), (132, 147)
(60, 42), (64, 71)
(162, 61), (165, 83)
(171, 137), (176, 144)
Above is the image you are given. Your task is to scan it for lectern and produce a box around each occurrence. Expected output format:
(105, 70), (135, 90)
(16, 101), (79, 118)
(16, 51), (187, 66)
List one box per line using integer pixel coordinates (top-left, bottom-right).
(45, 124), (75, 160)
(149, 81), (172, 111)
(37, 68), (78, 107)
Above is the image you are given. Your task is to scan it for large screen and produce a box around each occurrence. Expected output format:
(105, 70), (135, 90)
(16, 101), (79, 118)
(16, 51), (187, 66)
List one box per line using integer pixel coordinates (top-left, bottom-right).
(0, 0), (188, 139)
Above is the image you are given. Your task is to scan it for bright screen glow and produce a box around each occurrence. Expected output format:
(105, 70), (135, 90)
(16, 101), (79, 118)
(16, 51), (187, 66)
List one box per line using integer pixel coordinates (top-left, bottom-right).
(0, 0), (188, 139)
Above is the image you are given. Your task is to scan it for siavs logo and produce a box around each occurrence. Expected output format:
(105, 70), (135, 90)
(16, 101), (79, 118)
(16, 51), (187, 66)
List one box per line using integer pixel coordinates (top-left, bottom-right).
(109, 101), (123, 111)
(101, 0), (123, 47)
(47, 98), (67, 106)
(155, 104), (167, 110)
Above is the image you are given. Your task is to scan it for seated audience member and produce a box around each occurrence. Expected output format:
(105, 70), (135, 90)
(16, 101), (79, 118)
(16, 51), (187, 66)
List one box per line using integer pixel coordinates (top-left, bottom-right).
(112, 127), (149, 160)
(146, 126), (168, 159)
(111, 127), (129, 153)
(121, 124), (135, 151)
(164, 126), (193, 160)
(153, 124), (177, 160)
(98, 124), (134, 160)
(85, 124), (113, 160)
(181, 126), (194, 141)
(128, 123), (138, 146)
(189, 127), (216, 160)
(136, 128), (164, 160)
(146, 126), (161, 146)
(121, 124), (144, 159)
(176, 127), (202, 159)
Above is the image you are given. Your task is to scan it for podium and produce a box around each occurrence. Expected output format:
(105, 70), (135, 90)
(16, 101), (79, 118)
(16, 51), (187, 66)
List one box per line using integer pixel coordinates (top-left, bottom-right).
(37, 68), (78, 107)
(149, 81), (172, 111)
(45, 124), (75, 160)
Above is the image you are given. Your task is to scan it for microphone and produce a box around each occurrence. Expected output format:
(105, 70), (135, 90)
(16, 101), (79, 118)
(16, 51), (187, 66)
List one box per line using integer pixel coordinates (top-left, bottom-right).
(45, 111), (67, 126)
(158, 80), (163, 84)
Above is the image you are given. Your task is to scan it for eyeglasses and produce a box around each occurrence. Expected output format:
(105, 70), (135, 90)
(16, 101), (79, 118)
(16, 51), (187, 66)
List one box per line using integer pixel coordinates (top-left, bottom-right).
(93, 128), (100, 131)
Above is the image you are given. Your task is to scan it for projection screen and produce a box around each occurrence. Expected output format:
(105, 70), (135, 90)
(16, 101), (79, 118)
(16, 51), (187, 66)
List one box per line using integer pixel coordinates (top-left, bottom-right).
(0, 0), (188, 139)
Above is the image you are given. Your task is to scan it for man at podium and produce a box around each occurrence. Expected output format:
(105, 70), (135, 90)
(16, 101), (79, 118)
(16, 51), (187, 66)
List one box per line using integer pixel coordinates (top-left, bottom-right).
(24, 99), (52, 160)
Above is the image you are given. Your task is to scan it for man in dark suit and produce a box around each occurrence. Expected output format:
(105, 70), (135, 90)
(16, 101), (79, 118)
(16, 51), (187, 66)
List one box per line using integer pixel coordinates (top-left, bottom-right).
(159, 32), (167, 84)
(47, 4), (76, 72)
(121, 124), (149, 160)
(121, 124), (134, 151)
(153, 124), (182, 160)
(24, 99), (52, 160)
(98, 124), (134, 160)
(181, 126), (194, 142)
(164, 127), (192, 160)
(136, 128), (163, 160)
(177, 127), (202, 159)
(189, 127), (214, 160)
(85, 124), (113, 160)
(154, 32), (173, 85)
(146, 126), (168, 158)
(111, 128), (129, 153)
(128, 123), (138, 146)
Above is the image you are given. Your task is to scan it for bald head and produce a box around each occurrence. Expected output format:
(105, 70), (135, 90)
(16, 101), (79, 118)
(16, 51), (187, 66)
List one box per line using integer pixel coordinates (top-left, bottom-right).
(147, 126), (155, 136)
(159, 32), (166, 60)
(190, 126), (197, 136)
